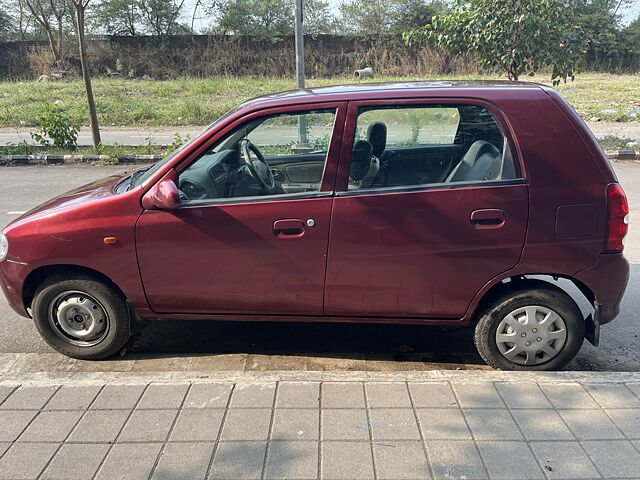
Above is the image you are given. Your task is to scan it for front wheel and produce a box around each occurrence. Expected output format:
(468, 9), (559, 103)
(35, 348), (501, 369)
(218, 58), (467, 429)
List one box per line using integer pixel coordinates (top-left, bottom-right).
(474, 282), (585, 371)
(32, 276), (131, 360)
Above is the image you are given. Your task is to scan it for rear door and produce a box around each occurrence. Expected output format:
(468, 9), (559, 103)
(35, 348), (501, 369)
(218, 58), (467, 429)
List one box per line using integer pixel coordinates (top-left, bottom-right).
(324, 99), (529, 319)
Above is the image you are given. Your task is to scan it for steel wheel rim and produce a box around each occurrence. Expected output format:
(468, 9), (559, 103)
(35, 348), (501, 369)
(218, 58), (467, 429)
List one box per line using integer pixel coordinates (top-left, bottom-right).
(48, 291), (110, 347)
(495, 305), (567, 366)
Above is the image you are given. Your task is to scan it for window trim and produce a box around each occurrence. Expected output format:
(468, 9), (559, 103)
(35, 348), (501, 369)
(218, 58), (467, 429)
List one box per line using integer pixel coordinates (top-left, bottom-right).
(334, 98), (524, 193)
(336, 178), (526, 198)
(179, 190), (334, 208)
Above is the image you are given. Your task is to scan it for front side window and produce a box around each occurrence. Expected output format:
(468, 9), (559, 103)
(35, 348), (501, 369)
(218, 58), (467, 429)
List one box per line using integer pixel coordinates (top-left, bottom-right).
(178, 109), (336, 202)
(347, 104), (518, 191)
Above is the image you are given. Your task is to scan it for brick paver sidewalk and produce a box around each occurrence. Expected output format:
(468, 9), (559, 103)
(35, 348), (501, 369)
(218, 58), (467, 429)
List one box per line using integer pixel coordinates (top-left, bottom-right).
(0, 372), (639, 479)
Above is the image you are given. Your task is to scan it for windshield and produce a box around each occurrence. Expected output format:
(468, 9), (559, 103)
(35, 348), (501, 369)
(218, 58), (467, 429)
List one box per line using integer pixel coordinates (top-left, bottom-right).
(130, 109), (237, 189)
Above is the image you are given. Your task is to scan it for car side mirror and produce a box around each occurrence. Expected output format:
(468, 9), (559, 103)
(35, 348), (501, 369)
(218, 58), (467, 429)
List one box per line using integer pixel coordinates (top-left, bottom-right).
(142, 179), (180, 210)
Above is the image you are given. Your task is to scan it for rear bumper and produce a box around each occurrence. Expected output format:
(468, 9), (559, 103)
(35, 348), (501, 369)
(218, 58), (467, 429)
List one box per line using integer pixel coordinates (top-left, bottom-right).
(0, 260), (31, 318)
(575, 253), (629, 325)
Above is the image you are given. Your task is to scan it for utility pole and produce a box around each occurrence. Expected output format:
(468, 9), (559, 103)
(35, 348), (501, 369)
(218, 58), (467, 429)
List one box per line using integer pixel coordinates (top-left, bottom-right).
(294, 0), (308, 147)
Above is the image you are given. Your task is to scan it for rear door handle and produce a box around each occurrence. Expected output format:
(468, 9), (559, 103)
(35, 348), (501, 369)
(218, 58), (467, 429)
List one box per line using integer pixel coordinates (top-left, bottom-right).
(470, 209), (506, 229)
(273, 219), (306, 238)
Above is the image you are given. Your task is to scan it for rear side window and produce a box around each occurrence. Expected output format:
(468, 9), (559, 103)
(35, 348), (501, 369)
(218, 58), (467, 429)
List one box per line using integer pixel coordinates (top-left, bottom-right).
(347, 104), (519, 191)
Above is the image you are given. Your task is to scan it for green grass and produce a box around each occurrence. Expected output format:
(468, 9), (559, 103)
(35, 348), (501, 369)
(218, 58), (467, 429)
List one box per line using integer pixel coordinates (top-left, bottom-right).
(0, 73), (638, 128)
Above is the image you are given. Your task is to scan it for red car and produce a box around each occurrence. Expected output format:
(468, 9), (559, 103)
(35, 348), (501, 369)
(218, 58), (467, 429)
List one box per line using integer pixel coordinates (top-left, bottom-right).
(0, 82), (630, 370)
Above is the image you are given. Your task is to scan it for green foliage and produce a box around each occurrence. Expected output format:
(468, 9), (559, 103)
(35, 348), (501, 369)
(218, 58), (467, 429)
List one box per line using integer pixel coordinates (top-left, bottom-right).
(209, 0), (293, 37)
(30, 103), (81, 149)
(405, 0), (587, 85)
(91, 0), (140, 35)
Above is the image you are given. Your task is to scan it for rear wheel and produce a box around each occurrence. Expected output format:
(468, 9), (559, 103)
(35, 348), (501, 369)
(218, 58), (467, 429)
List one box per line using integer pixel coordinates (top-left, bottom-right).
(474, 282), (584, 371)
(32, 276), (131, 359)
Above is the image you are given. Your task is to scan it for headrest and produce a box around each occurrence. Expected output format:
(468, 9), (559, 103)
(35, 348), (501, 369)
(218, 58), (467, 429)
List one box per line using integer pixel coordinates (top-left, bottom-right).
(367, 122), (387, 158)
(462, 140), (500, 167)
(350, 140), (373, 181)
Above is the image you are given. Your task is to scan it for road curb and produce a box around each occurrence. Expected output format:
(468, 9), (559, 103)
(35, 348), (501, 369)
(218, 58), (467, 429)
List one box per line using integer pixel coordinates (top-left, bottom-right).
(0, 154), (162, 166)
(1, 369), (639, 386)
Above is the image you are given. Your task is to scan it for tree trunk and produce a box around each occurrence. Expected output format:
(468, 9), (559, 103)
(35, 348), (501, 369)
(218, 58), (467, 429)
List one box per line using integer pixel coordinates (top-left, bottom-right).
(74, 4), (101, 147)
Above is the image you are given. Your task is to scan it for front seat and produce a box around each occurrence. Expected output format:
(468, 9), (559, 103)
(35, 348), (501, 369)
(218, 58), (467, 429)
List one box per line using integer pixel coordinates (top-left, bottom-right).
(446, 140), (502, 183)
(349, 140), (374, 189)
(359, 122), (386, 187)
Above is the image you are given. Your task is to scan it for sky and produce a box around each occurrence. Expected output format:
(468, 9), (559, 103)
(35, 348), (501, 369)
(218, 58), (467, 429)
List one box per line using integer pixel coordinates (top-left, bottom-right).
(187, 0), (640, 32)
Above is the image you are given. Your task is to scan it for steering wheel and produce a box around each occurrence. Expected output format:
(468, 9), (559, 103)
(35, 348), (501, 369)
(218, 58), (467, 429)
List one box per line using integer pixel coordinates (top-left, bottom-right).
(240, 139), (276, 193)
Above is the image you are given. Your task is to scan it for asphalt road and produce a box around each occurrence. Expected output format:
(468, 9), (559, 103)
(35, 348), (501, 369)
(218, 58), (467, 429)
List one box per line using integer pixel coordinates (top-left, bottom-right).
(0, 162), (639, 371)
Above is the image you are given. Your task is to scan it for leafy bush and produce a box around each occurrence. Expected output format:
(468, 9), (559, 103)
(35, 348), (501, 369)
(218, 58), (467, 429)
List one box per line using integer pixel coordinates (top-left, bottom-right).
(30, 104), (81, 149)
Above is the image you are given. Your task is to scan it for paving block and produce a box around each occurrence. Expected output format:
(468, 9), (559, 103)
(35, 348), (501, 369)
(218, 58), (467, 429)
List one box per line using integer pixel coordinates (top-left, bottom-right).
(539, 384), (599, 409)
(453, 383), (505, 408)
(584, 383), (640, 408)
(271, 408), (319, 440)
(417, 408), (472, 440)
(321, 441), (374, 479)
(322, 382), (365, 408)
(68, 409), (130, 442)
(606, 408), (640, 438)
(138, 384), (189, 409)
(95, 442), (162, 480)
(220, 408), (272, 441)
(0, 410), (37, 442)
(209, 441), (266, 480)
(265, 441), (318, 479)
(18, 410), (83, 442)
(45, 385), (102, 410)
(369, 408), (421, 440)
(230, 383), (276, 408)
(465, 409), (523, 441)
(91, 384), (146, 410)
(0, 442), (59, 479)
(0, 443), (9, 457)
(477, 441), (544, 479)
(322, 408), (371, 440)
(152, 442), (214, 480)
(426, 440), (488, 479)
(276, 382), (320, 408)
(119, 409), (178, 442)
(495, 383), (552, 409)
(529, 441), (600, 479)
(169, 409), (225, 442)
(41, 443), (110, 480)
(366, 383), (412, 408)
(0, 386), (16, 406)
(0, 385), (57, 410)
(581, 440), (640, 478)
(558, 409), (623, 439)
(626, 383), (640, 400)
(374, 441), (430, 479)
(184, 383), (232, 409)
(409, 383), (457, 408)
(511, 409), (575, 440)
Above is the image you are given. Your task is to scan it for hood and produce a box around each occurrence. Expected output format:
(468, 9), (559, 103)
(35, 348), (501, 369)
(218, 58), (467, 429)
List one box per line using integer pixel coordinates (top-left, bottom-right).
(5, 174), (126, 229)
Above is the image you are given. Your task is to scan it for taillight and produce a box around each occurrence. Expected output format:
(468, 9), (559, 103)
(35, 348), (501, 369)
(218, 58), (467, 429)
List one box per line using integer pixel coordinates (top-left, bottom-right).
(605, 183), (629, 252)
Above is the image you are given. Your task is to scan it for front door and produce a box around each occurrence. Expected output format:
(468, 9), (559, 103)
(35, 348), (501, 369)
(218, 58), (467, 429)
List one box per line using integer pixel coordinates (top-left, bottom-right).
(325, 100), (529, 319)
(136, 105), (344, 315)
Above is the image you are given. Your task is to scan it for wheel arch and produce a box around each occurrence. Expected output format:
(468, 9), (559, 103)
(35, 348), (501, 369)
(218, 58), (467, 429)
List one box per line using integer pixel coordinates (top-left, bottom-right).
(23, 264), (126, 312)
(469, 274), (594, 325)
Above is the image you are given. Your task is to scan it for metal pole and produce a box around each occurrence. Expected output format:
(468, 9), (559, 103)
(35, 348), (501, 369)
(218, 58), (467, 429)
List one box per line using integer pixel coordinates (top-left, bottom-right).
(294, 0), (308, 146)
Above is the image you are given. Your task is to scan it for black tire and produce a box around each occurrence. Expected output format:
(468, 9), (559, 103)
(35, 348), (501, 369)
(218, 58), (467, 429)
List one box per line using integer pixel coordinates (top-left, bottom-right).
(474, 281), (585, 371)
(32, 275), (131, 360)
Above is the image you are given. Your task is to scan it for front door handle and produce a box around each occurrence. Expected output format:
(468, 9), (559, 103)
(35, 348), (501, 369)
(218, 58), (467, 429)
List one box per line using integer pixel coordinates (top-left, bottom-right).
(470, 209), (506, 229)
(273, 219), (306, 238)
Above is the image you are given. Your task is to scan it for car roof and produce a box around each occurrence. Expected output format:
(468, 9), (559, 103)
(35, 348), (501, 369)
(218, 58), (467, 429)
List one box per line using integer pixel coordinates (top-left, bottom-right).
(236, 80), (546, 111)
